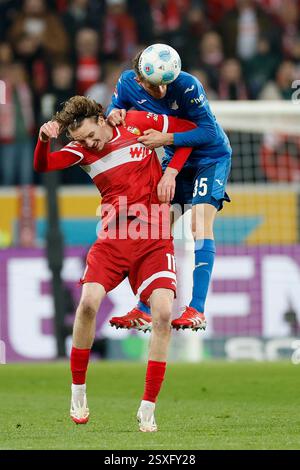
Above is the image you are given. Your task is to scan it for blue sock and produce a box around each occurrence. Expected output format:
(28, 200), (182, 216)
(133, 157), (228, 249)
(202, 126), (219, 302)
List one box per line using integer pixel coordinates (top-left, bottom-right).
(137, 300), (151, 315)
(189, 239), (216, 313)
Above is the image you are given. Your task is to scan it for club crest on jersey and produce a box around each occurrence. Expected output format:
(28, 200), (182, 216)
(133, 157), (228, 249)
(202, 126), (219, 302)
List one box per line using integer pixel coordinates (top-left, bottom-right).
(127, 126), (141, 136)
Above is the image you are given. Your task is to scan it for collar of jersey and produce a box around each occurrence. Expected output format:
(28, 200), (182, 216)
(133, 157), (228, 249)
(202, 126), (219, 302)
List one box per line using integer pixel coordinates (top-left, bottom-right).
(108, 126), (121, 143)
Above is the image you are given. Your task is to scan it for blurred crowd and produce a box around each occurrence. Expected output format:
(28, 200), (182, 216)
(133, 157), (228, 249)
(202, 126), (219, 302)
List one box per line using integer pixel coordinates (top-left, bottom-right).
(0, 0), (299, 186)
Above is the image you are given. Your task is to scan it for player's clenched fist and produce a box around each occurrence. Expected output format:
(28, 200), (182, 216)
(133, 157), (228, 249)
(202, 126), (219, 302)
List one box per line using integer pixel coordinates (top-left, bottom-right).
(107, 108), (127, 127)
(39, 121), (60, 142)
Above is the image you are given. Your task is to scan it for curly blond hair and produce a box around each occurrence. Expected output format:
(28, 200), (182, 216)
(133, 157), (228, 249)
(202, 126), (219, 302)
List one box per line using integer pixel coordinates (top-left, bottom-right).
(54, 96), (104, 134)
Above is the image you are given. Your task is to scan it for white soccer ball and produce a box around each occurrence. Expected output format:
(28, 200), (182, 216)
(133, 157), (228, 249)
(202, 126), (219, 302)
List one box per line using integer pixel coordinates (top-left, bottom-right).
(138, 44), (181, 85)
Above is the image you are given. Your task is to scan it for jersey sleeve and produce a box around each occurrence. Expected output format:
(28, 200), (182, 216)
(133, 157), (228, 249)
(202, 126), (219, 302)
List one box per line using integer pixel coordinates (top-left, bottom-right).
(106, 72), (132, 115)
(125, 111), (196, 173)
(125, 110), (196, 134)
(162, 115), (197, 172)
(173, 76), (218, 147)
(33, 139), (84, 172)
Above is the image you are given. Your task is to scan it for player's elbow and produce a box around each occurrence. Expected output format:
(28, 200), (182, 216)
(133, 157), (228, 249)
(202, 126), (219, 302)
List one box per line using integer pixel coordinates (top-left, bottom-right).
(33, 151), (47, 173)
(203, 123), (218, 143)
(33, 160), (46, 173)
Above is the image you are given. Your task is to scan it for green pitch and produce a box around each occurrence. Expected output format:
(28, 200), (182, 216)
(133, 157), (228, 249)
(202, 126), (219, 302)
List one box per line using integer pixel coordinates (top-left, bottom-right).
(0, 361), (300, 450)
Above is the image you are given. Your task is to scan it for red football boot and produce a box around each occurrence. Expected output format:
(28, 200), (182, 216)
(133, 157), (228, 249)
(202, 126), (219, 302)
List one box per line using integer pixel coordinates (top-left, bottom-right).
(109, 308), (152, 332)
(171, 306), (207, 331)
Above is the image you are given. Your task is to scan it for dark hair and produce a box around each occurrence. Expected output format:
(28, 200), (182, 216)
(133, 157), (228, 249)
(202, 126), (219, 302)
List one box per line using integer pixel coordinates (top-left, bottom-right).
(54, 95), (104, 135)
(132, 49), (144, 78)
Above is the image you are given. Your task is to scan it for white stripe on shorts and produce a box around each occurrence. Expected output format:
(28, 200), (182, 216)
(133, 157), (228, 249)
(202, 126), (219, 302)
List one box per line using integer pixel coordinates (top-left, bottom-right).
(137, 270), (176, 296)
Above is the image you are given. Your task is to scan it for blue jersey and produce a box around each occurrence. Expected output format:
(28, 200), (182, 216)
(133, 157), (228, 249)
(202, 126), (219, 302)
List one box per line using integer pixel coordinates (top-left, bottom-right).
(107, 70), (232, 169)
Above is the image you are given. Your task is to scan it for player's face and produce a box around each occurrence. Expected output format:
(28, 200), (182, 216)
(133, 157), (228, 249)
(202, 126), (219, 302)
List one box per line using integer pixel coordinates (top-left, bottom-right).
(138, 78), (167, 99)
(69, 117), (113, 151)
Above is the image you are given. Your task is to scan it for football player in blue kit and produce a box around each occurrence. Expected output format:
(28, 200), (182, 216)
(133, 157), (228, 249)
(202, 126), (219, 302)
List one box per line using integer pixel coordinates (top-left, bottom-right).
(107, 44), (232, 332)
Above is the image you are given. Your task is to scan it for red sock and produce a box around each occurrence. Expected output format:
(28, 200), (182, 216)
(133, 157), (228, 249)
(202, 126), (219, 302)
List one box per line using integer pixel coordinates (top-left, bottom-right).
(142, 360), (166, 403)
(70, 347), (90, 385)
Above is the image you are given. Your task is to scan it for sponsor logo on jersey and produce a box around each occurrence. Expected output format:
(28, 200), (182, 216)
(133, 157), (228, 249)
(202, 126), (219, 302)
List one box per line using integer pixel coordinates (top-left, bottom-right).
(170, 100), (179, 110)
(190, 94), (206, 106)
(130, 146), (152, 159)
(184, 85), (195, 94)
(215, 179), (223, 186)
(137, 99), (147, 104)
(146, 112), (158, 121)
(127, 126), (141, 136)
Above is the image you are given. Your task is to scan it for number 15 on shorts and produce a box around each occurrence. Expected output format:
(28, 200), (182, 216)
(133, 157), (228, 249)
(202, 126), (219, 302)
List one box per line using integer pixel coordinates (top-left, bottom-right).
(193, 177), (208, 197)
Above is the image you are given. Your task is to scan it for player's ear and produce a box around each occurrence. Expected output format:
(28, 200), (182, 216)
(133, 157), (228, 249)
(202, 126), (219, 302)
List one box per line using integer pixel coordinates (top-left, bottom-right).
(98, 115), (105, 126)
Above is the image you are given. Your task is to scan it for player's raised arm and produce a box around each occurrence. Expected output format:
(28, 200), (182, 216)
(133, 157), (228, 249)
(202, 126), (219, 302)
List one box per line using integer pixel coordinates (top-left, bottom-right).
(39, 120), (60, 142)
(34, 121), (83, 172)
(107, 108), (127, 127)
(136, 112), (198, 152)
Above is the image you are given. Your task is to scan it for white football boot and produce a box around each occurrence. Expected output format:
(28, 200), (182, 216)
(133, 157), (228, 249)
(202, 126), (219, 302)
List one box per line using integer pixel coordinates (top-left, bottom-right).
(137, 400), (157, 432)
(70, 384), (89, 424)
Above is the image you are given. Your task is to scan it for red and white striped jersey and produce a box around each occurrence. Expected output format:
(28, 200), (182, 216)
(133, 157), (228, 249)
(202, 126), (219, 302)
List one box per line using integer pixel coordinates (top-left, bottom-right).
(34, 110), (195, 225)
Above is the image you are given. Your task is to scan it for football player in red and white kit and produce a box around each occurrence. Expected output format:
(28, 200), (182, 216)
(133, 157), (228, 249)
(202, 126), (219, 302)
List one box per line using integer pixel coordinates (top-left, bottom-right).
(34, 96), (195, 432)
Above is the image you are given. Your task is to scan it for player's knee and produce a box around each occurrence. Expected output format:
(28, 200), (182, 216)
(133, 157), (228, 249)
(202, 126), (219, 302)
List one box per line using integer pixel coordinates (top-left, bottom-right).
(152, 305), (172, 330)
(78, 297), (98, 320)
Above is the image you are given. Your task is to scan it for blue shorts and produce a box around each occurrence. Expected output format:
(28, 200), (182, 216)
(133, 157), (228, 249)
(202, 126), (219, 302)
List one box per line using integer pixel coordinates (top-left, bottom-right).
(171, 159), (231, 211)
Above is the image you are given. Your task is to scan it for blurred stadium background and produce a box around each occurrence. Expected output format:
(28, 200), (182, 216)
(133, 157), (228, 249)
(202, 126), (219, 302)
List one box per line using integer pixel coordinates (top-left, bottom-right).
(1, 0), (300, 365)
